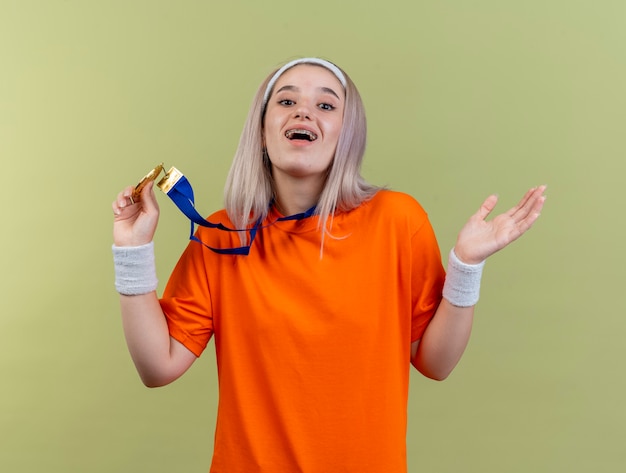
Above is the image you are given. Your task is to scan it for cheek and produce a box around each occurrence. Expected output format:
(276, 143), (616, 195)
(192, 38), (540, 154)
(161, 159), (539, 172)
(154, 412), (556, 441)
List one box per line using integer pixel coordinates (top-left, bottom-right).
(263, 128), (278, 150)
(328, 120), (344, 143)
(264, 116), (283, 142)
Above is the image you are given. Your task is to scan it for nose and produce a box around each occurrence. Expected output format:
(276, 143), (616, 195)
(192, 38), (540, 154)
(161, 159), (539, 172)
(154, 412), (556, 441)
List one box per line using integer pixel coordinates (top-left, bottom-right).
(293, 101), (312, 120)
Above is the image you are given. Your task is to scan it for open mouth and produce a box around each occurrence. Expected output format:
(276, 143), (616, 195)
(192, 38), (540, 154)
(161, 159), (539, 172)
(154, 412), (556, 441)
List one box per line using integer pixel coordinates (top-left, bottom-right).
(285, 128), (318, 142)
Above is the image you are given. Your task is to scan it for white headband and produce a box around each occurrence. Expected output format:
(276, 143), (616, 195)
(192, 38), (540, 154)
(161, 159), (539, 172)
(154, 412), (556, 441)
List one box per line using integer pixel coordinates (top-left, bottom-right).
(262, 58), (347, 108)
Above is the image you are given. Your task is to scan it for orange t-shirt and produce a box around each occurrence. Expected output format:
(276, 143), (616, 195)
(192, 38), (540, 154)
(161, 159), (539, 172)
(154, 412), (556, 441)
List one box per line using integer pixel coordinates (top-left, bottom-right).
(160, 190), (445, 473)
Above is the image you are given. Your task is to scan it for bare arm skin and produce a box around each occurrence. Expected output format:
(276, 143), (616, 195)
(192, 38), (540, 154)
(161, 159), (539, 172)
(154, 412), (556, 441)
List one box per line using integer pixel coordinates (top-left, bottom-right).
(119, 293), (196, 387)
(411, 186), (547, 380)
(113, 182), (196, 387)
(411, 301), (474, 380)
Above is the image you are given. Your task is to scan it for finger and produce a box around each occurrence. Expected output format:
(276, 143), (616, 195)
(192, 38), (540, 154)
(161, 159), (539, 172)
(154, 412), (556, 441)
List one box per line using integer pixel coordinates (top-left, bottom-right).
(525, 185), (547, 210)
(475, 194), (499, 221)
(523, 192), (546, 226)
(138, 180), (159, 214)
(515, 205), (542, 235)
(515, 189), (547, 233)
(120, 186), (135, 205)
(510, 185), (546, 220)
(507, 187), (535, 217)
(522, 185), (546, 208)
(113, 186), (137, 215)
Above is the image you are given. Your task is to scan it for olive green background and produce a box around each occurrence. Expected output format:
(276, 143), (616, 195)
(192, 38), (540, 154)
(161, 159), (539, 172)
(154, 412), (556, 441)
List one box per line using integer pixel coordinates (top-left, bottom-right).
(1, 1), (624, 471)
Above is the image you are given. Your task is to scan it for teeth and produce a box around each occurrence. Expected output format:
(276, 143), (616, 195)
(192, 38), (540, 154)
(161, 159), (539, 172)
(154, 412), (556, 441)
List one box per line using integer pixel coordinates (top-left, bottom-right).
(285, 129), (317, 141)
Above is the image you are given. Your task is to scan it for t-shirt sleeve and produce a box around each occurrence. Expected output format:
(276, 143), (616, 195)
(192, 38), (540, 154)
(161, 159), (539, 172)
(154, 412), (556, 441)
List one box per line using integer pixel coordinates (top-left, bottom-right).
(159, 239), (214, 357)
(410, 217), (445, 342)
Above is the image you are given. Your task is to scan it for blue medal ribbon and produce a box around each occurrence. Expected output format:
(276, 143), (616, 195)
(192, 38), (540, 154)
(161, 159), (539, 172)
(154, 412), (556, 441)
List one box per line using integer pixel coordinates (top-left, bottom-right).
(160, 169), (316, 255)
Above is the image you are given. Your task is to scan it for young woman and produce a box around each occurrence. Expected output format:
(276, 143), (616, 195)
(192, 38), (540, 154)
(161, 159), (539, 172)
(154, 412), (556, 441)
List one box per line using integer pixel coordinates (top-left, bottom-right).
(112, 57), (546, 472)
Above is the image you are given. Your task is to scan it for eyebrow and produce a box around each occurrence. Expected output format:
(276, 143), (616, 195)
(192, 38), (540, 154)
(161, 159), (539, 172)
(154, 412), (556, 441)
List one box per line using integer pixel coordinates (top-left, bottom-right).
(275, 85), (341, 100)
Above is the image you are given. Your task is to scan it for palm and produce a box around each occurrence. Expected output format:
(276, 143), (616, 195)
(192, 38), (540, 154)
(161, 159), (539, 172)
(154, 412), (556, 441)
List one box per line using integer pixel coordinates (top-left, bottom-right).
(454, 186), (546, 264)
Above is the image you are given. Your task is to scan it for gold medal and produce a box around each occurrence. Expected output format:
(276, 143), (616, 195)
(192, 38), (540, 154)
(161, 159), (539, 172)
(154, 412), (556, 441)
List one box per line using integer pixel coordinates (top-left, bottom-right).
(131, 163), (164, 202)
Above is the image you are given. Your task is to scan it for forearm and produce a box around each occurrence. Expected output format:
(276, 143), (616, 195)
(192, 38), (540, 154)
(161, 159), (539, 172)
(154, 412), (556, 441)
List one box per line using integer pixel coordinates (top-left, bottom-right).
(412, 299), (474, 380)
(113, 242), (195, 387)
(412, 248), (483, 380)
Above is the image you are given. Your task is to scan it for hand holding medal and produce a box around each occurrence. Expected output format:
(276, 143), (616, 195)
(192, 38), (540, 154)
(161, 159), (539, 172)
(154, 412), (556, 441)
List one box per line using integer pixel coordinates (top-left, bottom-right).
(113, 163), (175, 247)
(113, 163), (191, 247)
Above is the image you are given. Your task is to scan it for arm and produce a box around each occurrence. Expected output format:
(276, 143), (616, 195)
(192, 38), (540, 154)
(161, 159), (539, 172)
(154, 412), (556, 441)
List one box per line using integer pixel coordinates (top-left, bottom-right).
(120, 293), (196, 387)
(411, 301), (474, 380)
(412, 185), (547, 380)
(113, 182), (197, 387)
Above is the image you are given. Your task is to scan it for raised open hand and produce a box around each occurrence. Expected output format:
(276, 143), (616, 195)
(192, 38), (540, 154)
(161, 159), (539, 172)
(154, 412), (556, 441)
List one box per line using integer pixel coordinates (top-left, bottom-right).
(453, 185), (547, 265)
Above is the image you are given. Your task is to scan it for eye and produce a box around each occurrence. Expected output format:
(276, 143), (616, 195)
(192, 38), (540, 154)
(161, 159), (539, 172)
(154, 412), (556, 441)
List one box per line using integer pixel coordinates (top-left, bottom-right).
(278, 99), (295, 106)
(318, 103), (335, 111)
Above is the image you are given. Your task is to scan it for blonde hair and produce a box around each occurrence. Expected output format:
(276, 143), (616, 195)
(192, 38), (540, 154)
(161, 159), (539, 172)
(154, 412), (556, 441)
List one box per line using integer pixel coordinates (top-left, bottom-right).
(224, 59), (379, 247)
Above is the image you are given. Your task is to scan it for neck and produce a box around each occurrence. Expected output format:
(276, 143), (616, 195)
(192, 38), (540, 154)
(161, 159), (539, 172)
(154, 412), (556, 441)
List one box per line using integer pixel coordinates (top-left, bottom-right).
(272, 174), (324, 215)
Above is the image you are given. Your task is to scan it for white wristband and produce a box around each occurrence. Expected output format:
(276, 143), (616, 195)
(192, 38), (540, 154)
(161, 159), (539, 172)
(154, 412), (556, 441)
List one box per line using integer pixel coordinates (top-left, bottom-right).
(112, 242), (158, 295)
(442, 248), (485, 307)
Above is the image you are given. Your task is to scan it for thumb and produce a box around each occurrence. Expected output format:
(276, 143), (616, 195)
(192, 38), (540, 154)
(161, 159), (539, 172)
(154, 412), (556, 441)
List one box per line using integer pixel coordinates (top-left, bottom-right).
(476, 194), (498, 221)
(139, 180), (160, 214)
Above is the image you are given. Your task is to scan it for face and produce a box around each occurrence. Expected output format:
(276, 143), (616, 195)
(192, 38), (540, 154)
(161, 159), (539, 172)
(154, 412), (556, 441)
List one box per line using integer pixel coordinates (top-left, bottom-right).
(263, 64), (345, 186)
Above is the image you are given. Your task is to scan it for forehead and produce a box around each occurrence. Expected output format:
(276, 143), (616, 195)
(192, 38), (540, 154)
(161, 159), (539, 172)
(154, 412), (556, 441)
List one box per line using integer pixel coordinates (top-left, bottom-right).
(273, 64), (345, 96)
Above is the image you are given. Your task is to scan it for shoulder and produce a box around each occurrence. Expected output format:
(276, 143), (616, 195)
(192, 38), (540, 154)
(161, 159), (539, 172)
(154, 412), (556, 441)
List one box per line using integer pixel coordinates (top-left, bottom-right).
(366, 190), (428, 221)
(347, 190), (432, 236)
(369, 189), (425, 211)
